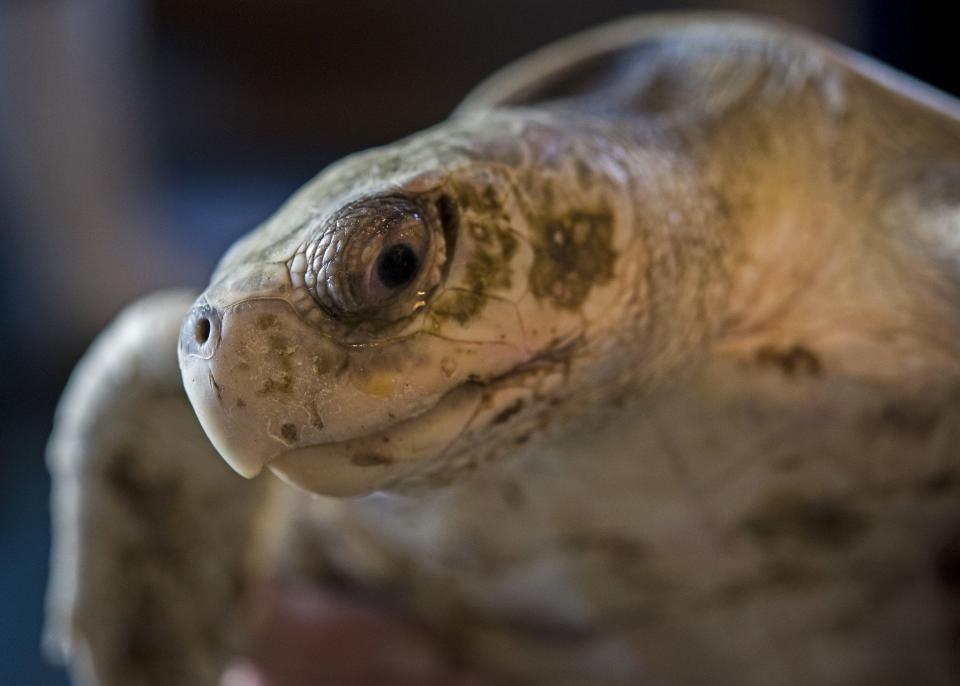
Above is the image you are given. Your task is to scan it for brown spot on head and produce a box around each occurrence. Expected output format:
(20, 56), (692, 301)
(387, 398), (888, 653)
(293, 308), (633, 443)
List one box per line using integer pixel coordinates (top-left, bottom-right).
(741, 490), (867, 550)
(430, 213), (517, 326)
(253, 334), (298, 396)
(268, 334), (294, 357)
(754, 344), (823, 377)
(529, 209), (616, 310)
(466, 229), (517, 290)
(256, 314), (279, 331)
(280, 423), (298, 444)
(431, 290), (486, 325)
(350, 453), (394, 467)
(455, 181), (506, 217)
(256, 373), (293, 396)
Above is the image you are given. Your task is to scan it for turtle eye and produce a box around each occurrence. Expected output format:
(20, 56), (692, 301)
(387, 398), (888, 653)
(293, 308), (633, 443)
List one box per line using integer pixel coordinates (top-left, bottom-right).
(350, 213), (429, 308)
(306, 196), (441, 318)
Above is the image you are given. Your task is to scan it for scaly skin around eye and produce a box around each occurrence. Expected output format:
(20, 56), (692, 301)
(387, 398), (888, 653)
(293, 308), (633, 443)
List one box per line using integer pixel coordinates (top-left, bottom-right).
(305, 196), (443, 319)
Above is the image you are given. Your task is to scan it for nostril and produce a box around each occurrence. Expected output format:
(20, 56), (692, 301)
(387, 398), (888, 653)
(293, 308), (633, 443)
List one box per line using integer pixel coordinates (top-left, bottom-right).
(182, 301), (221, 359)
(195, 317), (212, 345)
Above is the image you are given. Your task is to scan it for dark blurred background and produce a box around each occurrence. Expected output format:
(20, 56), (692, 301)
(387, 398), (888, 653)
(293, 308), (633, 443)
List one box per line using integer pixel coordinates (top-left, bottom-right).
(0, 1), (955, 683)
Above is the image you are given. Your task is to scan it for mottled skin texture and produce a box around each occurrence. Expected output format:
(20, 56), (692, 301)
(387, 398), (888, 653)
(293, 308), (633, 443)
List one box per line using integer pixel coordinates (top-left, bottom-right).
(48, 14), (960, 686)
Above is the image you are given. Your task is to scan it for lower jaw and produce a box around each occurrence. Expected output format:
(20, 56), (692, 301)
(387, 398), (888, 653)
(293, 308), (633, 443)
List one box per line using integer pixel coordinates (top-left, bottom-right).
(267, 382), (486, 497)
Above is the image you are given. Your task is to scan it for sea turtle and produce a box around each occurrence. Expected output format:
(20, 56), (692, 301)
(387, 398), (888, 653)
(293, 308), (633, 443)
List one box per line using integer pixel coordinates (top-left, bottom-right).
(45, 12), (960, 686)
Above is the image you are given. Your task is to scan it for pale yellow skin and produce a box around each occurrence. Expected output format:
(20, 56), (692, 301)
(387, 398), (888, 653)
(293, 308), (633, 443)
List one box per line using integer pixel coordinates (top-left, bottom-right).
(49, 14), (960, 686)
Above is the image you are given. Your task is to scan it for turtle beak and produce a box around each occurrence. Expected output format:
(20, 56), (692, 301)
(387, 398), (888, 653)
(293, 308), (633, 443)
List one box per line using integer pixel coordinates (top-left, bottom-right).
(177, 263), (528, 494)
(178, 297), (281, 478)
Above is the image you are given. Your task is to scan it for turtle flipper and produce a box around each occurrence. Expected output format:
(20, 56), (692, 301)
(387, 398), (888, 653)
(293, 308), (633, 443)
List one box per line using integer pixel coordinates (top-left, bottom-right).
(45, 291), (266, 686)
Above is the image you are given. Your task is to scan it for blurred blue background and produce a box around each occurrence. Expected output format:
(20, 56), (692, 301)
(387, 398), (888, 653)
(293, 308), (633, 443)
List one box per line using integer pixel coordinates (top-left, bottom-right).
(0, 1), (955, 683)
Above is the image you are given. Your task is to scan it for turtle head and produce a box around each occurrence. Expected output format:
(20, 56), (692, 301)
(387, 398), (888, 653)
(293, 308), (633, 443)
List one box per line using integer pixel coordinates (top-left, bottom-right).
(179, 114), (633, 496)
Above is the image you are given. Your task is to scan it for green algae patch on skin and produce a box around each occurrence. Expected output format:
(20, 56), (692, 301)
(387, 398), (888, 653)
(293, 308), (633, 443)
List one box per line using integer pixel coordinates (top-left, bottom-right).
(529, 209), (617, 310)
(431, 217), (520, 326)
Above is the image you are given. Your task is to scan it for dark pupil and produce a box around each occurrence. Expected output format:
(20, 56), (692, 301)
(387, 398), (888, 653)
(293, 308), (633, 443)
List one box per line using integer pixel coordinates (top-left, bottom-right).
(376, 243), (420, 289)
